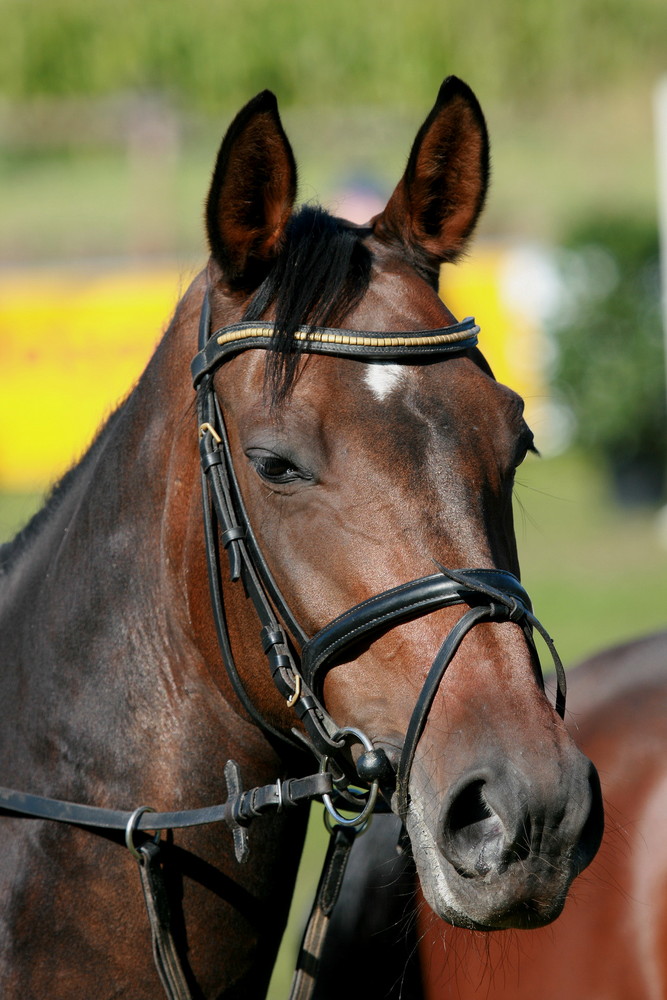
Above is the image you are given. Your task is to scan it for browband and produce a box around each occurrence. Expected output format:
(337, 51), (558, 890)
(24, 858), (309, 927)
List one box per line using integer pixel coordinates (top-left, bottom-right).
(191, 317), (479, 385)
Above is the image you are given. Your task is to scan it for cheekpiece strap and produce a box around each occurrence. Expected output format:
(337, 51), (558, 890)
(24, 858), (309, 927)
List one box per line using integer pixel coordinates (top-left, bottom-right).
(191, 317), (479, 385)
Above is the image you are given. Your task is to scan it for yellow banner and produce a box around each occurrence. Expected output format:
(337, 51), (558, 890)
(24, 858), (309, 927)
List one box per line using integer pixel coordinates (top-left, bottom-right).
(441, 244), (545, 411)
(0, 250), (544, 490)
(0, 264), (196, 489)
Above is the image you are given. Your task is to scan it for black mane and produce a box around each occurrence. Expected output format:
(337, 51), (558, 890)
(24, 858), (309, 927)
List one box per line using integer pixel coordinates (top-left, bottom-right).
(243, 204), (373, 404)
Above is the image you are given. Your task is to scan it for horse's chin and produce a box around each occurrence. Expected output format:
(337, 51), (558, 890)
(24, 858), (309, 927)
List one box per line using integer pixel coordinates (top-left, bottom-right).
(405, 806), (573, 931)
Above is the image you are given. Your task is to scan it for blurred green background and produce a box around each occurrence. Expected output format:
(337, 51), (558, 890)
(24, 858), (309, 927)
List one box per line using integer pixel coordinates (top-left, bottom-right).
(2, 0), (666, 259)
(2, 1), (667, 995)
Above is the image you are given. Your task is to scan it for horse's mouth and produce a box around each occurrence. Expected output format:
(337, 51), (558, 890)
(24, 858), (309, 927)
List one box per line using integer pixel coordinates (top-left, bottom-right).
(435, 892), (569, 932)
(406, 804), (577, 931)
(427, 870), (571, 931)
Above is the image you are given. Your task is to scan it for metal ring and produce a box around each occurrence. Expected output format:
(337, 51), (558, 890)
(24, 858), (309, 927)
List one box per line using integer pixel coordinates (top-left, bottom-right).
(125, 806), (159, 861)
(331, 726), (374, 752)
(275, 778), (284, 813)
(323, 806), (371, 838)
(320, 727), (379, 829)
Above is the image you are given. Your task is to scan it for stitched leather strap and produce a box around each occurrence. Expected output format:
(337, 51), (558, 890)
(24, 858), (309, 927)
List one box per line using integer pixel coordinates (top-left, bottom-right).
(301, 569), (532, 698)
(191, 317), (479, 386)
(137, 842), (194, 1000)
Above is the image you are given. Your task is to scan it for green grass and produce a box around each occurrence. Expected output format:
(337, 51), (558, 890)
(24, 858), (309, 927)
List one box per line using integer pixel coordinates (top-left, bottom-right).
(513, 450), (667, 665)
(3, 452), (666, 994)
(3, 0), (666, 115)
(1, 94), (658, 265)
(0, 491), (44, 542)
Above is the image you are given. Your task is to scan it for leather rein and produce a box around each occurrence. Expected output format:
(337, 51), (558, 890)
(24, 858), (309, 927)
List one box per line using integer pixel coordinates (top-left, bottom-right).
(0, 288), (567, 1000)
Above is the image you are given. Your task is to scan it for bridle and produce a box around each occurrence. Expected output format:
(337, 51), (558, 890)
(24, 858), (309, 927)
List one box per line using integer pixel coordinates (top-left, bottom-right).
(192, 288), (567, 825)
(0, 287), (567, 1000)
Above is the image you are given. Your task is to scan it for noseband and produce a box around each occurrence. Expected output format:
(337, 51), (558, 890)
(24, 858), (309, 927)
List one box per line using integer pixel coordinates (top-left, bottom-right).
(192, 289), (567, 823)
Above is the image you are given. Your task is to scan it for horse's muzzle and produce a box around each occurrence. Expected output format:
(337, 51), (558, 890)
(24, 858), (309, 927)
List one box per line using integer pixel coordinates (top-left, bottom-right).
(412, 749), (604, 929)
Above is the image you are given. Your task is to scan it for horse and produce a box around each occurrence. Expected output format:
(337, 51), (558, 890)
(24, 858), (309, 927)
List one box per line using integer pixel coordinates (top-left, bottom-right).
(0, 77), (603, 999)
(415, 629), (667, 1000)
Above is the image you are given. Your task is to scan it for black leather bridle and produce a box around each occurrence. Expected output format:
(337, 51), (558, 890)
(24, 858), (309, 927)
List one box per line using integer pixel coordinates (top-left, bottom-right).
(192, 289), (567, 824)
(0, 288), (567, 1000)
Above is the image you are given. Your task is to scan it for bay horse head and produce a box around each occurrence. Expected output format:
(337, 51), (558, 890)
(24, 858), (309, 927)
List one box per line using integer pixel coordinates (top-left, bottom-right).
(195, 77), (603, 931)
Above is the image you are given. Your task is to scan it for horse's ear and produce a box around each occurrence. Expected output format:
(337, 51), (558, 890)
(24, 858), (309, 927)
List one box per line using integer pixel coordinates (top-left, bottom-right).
(206, 90), (297, 287)
(373, 77), (489, 274)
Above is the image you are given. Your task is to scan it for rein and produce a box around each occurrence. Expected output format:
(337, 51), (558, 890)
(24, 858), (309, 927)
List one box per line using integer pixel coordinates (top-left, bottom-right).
(0, 289), (568, 1000)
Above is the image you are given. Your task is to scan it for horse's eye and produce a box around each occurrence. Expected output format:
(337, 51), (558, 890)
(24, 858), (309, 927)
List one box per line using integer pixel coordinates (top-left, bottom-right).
(250, 452), (309, 485)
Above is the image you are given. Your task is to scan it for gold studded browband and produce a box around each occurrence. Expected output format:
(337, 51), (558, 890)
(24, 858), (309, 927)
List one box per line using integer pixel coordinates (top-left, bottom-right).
(191, 317), (479, 386)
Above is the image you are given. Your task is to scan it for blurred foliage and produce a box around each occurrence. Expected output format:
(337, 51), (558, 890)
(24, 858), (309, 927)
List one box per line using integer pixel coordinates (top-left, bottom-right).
(551, 216), (666, 504)
(1, 0), (666, 111)
(1, 0), (663, 257)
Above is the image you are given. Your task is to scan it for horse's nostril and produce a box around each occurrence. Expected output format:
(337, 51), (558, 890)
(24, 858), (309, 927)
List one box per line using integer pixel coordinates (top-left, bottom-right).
(441, 779), (506, 878)
(448, 780), (492, 833)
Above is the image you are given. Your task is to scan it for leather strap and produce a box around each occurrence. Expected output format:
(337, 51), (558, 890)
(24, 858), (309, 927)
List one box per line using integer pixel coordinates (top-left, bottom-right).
(137, 842), (193, 1000)
(394, 567), (567, 818)
(395, 605), (500, 818)
(301, 569), (531, 698)
(288, 825), (357, 1000)
(191, 317), (479, 386)
(0, 771), (333, 836)
(197, 382), (349, 760)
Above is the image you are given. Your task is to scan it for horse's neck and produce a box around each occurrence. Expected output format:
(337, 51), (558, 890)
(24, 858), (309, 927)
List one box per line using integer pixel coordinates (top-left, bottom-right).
(0, 284), (283, 802)
(4, 333), (194, 656)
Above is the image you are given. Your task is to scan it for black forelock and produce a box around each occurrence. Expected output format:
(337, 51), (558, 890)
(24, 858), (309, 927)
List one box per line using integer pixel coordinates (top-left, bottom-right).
(242, 204), (373, 405)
